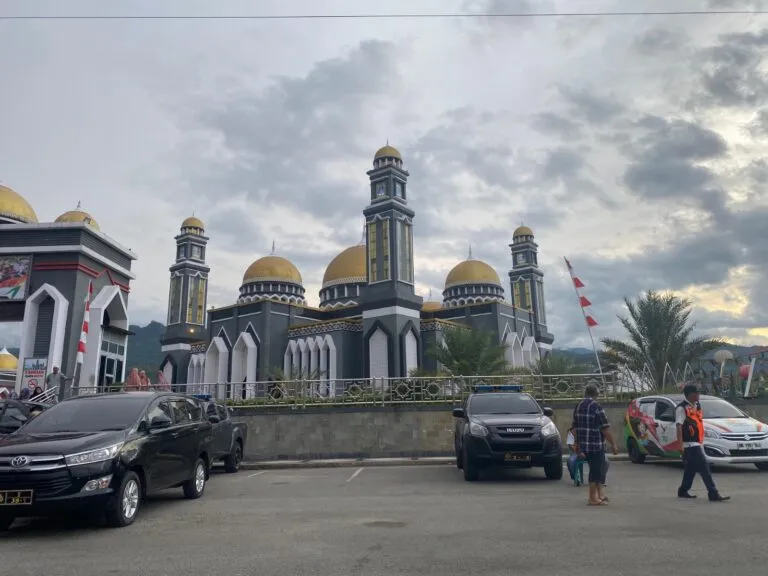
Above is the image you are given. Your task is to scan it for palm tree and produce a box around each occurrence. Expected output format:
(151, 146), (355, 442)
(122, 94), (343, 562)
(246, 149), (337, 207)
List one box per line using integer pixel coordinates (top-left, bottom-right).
(429, 326), (509, 376)
(601, 291), (724, 390)
(532, 352), (590, 376)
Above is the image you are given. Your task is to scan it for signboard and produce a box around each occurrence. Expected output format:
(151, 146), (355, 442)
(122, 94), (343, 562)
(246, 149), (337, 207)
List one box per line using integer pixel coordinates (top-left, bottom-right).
(21, 357), (47, 391)
(0, 255), (32, 300)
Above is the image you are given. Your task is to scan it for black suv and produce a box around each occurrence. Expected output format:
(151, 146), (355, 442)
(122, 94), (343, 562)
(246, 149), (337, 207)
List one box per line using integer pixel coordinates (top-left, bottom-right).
(453, 387), (563, 481)
(0, 392), (213, 531)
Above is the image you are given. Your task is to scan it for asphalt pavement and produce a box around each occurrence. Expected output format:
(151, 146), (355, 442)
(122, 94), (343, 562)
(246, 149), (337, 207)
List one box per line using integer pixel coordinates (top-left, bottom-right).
(2, 460), (767, 576)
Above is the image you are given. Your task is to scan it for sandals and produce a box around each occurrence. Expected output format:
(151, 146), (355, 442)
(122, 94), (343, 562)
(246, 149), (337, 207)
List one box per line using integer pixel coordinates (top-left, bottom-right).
(587, 500), (607, 506)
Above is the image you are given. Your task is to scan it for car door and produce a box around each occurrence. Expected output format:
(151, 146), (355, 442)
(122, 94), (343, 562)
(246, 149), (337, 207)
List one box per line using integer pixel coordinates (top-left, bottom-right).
(654, 399), (678, 454)
(215, 404), (233, 455)
(168, 397), (199, 482)
(143, 398), (178, 491)
(637, 399), (665, 456)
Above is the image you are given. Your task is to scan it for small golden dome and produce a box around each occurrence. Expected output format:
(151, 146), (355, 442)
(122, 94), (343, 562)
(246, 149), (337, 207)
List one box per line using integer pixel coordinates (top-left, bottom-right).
(422, 301), (442, 312)
(0, 184), (38, 224)
(182, 216), (205, 230)
(0, 347), (18, 371)
(444, 259), (501, 289)
(374, 144), (402, 161)
(513, 225), (533, 238)
(55, 205), (100, 231)
(243, 255), (302, 284)
(322, 245), (366, 288)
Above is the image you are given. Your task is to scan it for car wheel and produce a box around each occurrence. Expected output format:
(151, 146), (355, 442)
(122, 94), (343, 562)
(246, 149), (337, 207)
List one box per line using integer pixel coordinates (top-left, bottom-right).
(105, 471), (141, 528)
(628, 438), (646, 464)
(183, 458), (207, 499)
(755, 462), (768, 471)
(224, 441), (243, 474)
(455, 444), (464, 469)
(462, 445), (479, 482)
(545, 460), (563, 480)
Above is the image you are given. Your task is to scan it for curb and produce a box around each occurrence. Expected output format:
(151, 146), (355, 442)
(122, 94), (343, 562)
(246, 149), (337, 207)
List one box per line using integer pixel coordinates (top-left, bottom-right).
(240, 453), (631, 470)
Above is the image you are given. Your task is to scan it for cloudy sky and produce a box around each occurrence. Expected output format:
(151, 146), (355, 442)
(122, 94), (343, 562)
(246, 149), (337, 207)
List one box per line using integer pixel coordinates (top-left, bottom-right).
(2, 0), (768, 349)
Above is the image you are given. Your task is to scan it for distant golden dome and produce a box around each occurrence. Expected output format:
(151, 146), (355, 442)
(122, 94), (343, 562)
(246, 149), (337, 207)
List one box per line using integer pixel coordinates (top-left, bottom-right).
(182, 216), (205, 230)
(422, 301), (442, 312)
(444, 259), (501, 289)
(0, 184), (38, 224)
(55, 206), (100, 231)
(0, 347), (18, 371)
(374, 144), (402, 160)
(243, 255), (302, 284)
(513, 225), (533, 238)
(323, 245), (366, 288)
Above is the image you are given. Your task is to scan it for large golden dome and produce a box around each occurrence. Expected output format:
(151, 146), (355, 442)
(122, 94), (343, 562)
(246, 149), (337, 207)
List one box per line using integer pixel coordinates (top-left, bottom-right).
(422, 300), (442, 312)
(243, 255), (303, 284)
(513, 225), (534, 238)
(55, 205), (100, 231)
(374, 144), (402, 160)
(444, 259), (501, 289)
(0, 347), (18, 371)
(0, 184), (38, 224)
(322, 245), (366, 287)
(182, 216), (205, 230)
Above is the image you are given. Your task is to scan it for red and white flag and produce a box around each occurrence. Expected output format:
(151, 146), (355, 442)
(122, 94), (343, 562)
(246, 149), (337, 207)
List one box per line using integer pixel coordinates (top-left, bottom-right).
(76, 281), (93, 364)
(563, 257), (599, 329)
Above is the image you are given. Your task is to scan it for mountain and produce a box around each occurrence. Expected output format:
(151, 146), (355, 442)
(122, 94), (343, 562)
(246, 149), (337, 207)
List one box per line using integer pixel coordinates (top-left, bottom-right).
(125, 321), (165, 375)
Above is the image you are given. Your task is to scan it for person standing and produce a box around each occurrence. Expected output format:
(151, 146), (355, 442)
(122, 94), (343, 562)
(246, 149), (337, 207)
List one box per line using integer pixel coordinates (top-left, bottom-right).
(572, 383), (619, 506)
(46, 366), (72, 401)
(677, 384), (729, 502)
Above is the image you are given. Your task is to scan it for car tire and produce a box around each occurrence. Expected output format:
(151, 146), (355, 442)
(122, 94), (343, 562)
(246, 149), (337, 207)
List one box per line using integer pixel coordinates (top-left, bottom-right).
(628, 438), (646, 464)
(455, 445), (464, 469)
(183, 458), (207, 499)
(462, 445), (479, 482)
(224, 441), (243, 474)
(755, 462), (768, 471)
(105, 471), (141, 528)
(544, 460), (563, 480)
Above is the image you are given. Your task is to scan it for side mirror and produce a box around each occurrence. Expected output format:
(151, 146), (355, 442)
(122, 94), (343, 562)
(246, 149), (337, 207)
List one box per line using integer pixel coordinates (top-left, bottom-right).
(208, 415), (221, 424)
(542, 407), (554, 417)
(149, 414), (172, 430)
(452, 408), (465, 418)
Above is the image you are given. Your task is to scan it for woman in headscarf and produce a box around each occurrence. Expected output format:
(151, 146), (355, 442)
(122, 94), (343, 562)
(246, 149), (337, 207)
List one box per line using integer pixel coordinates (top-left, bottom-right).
(30, 386), (44, 400)
(124, 368), (142, 392)
(138, 370), (151, 390)
(155, 370), (171, 391)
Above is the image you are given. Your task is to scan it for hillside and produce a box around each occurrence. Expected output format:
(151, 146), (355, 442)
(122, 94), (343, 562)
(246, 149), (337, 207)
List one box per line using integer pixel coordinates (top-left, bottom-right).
(125, 321), (165, 374)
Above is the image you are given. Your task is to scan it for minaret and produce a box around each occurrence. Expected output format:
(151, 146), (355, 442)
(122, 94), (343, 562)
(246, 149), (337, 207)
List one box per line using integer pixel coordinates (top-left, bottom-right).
(160, 216), (211, 380)
(509, 225), (554, 348)
(360, 144), (422, 379)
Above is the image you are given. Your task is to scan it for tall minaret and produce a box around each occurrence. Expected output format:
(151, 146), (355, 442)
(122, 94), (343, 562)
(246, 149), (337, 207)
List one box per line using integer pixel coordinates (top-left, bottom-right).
(160, 216), (211, 379)
(509, 225), (554, 348)
(360, 144), (422, 378)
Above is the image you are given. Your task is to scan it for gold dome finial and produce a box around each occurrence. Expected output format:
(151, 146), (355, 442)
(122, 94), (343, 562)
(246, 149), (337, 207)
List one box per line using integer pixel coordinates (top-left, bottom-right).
(444, 258), (502, 289)
(271, 239), (276, 255)
(242, 255), (303, 285)
(55, 202), (100, 231)
(513, 224), (534, 238)
(181, 215), (205, 230)
(374, 143), (402, 161)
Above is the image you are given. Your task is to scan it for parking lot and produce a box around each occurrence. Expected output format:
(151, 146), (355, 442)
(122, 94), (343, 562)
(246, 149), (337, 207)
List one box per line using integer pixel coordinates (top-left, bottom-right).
(2, 461), (767, 576)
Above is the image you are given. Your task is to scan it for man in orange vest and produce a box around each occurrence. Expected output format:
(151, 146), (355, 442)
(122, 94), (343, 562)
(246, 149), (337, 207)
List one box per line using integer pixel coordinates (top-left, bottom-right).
(676, 384), (729, 501)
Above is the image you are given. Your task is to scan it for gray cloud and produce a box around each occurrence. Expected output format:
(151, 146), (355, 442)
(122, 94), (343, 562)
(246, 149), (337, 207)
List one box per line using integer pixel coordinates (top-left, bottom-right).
(633, 28), (688, 55)
(558, 86), (625, 125)
(531, 113), (584, 141)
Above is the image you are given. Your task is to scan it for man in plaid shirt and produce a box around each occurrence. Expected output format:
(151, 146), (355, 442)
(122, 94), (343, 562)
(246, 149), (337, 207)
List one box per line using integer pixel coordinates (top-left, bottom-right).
(572, 383), (618, 506)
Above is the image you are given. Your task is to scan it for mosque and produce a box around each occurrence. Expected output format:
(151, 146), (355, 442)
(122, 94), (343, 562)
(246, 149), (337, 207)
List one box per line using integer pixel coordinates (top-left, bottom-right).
(0, 184), (136, 393)
(159, 145), (555, 392)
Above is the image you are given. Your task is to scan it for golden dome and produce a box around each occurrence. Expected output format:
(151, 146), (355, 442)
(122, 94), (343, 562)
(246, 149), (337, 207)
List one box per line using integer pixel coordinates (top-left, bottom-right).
(243, 255), (302, 284)
(0, 347), (18, 371)
(444, 259), (501, 289)
(513, 225), (534, 238)
(422, 301), (442, 312)
(182, 216), (205, 230)
(374, 144), (402, 160)
(322, 245), (366, 287)
(55, 206), (100, 231)
(0, 184), (38, 224)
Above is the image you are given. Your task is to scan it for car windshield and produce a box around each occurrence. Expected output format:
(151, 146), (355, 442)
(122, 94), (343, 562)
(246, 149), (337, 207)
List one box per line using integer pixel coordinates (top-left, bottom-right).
(469, 394), (540, 415)
(700, 398), (746, 419)
(22, 396), (149, 433)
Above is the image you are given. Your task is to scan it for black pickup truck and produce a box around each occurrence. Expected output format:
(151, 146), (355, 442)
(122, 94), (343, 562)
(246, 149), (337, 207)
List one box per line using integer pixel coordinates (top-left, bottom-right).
(202, 402), (247, 473)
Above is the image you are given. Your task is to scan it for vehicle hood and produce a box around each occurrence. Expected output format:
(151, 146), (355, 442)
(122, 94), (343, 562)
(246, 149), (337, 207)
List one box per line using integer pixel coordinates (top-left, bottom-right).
(473, 414), (545, 426)
(0, 430), (128, 455)
(705, 418), (766, 434)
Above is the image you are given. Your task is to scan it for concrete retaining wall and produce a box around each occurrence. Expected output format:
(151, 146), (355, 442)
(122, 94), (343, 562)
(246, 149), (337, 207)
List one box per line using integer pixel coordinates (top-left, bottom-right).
(232, 398), (768, 461)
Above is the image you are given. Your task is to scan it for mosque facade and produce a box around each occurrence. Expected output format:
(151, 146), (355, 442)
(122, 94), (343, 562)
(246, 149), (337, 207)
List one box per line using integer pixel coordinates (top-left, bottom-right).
(159, 145), (555, 392)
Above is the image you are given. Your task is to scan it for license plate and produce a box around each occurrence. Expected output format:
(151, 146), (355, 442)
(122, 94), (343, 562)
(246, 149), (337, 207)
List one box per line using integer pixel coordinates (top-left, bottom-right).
(504, 453), (531, 462)
(737, 442), (761, 450)
(0, 490), (33, 506)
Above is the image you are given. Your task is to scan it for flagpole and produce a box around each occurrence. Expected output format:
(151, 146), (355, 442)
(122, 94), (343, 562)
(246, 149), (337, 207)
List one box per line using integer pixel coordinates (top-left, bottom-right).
(563, 257), (605, 384)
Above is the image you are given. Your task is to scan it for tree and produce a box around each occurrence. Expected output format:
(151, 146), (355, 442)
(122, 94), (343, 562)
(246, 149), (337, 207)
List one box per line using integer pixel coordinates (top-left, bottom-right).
(532, 352), (590, 376)
(600, 291), (724, 390)
(429, 326), (509, 376)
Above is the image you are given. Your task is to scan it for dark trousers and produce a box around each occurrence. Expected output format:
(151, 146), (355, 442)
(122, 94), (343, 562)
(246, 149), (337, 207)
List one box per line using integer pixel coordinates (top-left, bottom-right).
(679, 445), (717, 495)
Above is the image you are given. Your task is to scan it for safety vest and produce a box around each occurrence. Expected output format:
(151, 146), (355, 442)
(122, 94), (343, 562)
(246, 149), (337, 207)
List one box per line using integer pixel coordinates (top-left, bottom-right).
(677, 401), (704, 444)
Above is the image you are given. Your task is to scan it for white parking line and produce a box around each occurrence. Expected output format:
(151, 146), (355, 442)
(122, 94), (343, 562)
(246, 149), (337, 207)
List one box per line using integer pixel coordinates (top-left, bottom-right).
(247, 471), (266, 478)
(346, 467), (364, 482)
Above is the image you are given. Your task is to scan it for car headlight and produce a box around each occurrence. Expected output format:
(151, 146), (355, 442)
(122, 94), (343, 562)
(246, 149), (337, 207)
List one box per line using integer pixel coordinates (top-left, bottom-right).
(704, 428), (721, 440)
(541, 421), (558, 437)
(469, 421), (489, 437)
(65, 442), (124, 467)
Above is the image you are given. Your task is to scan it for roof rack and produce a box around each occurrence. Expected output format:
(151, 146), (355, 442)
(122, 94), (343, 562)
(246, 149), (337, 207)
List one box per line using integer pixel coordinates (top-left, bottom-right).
(473, 384), (523, 393)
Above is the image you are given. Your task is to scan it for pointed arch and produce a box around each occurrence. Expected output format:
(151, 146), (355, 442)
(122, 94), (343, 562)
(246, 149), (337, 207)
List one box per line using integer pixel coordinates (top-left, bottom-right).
(231, 330), (258, 396)
(399, 320), (420, 376)
(284, 340), (298, 375)
(159, 354), (177, 385)
(364, 320), (393, 379)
